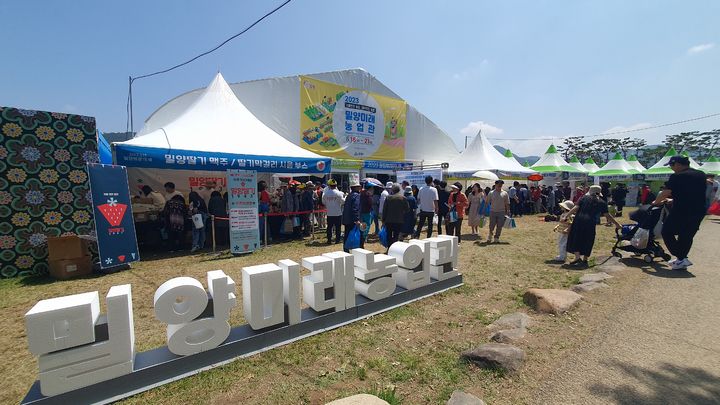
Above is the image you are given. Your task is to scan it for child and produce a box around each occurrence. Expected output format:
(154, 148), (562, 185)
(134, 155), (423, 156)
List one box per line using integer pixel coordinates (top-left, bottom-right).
(553, 200), (575, 262)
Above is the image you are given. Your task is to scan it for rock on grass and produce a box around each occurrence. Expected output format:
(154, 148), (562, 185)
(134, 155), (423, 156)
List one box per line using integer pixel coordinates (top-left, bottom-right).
(447, 390), (486, 405)
(523, 288), (582, 315)
(325, 394), (389, 405)
(489, 312), (532, 330)
(461, 343), (525, 373)
(490, 328), (527, 343)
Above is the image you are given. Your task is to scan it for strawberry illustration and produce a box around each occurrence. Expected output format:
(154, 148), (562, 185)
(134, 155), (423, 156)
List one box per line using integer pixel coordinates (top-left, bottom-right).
(97, 197), (127, 227)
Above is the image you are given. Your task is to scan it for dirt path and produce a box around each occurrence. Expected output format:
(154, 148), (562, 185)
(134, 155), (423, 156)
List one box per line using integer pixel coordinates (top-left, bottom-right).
(533, 219), (720, 404)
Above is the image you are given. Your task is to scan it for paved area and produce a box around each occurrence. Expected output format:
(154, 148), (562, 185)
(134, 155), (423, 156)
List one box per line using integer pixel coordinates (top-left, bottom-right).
(535, 218), (720, 404)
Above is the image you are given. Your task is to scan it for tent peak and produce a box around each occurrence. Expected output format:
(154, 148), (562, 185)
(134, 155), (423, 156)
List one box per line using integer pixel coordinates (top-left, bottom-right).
(546, 144), (558, 154)
(611, 152), (623, 160)
(584, 157), (596, 164)
(627, 155), (638, 161)
(664, 147), (678, 157)
(569, 156), (580, 163)
(503, 149), (513, 158)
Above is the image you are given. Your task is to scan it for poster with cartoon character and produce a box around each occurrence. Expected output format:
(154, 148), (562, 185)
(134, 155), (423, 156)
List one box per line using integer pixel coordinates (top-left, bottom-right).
(300, 76), (407, 161)
(87, 163), (139, 268)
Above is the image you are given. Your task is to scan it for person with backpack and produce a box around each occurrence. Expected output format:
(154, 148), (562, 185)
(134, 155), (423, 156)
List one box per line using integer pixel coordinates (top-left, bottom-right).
(162, 194), (188, 252)
(188, 191), (208, 252)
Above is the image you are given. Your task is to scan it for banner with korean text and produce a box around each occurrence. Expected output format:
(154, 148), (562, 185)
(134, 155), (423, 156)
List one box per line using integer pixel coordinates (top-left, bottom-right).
(300, 76), (407, 161)
(227, 170), (259, 254)
(87, 164), (140, 269)
(396, 169), (443, 188)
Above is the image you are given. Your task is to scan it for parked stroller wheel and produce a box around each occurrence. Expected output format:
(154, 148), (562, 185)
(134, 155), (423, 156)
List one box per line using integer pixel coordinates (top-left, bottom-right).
(643, 255), (653, 263)
(612, 251), (622, 258)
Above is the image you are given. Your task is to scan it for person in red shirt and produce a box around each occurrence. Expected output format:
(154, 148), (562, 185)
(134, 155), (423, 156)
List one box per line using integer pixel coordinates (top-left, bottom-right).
(446, 182), (469, 243)
(258, 181), (271, 241)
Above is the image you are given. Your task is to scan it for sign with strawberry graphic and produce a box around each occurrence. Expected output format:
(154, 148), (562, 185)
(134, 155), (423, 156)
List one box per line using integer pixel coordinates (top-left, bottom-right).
(227, 169), (259, 254)
(88, 163), (140, 269)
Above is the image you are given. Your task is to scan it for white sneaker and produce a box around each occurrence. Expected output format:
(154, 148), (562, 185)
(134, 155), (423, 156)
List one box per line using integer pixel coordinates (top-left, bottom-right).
(671, 258), (692, 270)
(667, 258), (678, 265)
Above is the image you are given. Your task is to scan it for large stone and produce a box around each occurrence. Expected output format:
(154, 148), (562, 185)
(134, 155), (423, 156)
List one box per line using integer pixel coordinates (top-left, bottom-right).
(579, 272), (613, 283)
(461, 343), (525, 373)
(490, 328), (527, 343)
(447, 390), (486, 405)
(572, 282), (609, 293)
(523, 288), (582, 315)
(325, 394), (389, 405)
(489, 312), (532, 330)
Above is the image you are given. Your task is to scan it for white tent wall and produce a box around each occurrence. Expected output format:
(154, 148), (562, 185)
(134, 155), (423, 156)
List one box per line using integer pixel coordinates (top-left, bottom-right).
(136, 69), (459, 165)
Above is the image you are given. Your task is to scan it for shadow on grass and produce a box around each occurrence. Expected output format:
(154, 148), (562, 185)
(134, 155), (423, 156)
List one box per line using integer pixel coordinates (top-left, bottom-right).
(619, 257), (695, 279)
(589, 360), (720, 404)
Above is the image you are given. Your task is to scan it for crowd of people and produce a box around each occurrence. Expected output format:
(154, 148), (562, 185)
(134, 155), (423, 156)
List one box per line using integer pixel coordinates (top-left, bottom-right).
(130, 156), (717, 270)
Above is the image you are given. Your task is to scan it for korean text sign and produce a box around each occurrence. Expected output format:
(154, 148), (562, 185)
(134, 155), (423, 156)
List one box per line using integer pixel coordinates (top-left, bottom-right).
(227, 169), (259, 254)
(87, 164), (139, 269)
(300, 76), (407, 161)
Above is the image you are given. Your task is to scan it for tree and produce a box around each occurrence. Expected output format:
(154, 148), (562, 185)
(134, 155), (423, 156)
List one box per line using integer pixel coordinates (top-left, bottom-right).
(556, 136), (585, 160)
(590, 138), (616, 164)
(697, 129), (720, 159)
(664, 131), (702, 154)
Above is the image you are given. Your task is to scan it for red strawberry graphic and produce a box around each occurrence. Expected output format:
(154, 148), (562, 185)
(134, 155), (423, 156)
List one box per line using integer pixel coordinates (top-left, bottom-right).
(243, 244), (249, 250)
(97, 198), (127, 227)
(118, 255), (126, 262)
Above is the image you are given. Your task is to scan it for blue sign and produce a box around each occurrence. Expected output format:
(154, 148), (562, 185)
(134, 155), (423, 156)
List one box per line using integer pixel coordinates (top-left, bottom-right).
(363, 160), (413, 171)
(227, 170), (260, 254)
(87, 164), (140, 269)
(114, 145), (331, 174)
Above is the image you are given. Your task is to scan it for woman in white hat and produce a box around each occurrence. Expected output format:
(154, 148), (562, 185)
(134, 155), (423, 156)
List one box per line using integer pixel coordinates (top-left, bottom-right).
(553, 200), (575, 262)
(565, 185), (621, 267)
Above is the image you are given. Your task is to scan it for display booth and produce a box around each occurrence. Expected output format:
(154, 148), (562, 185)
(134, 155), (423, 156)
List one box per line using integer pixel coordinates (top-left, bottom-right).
(530, 145), (585, 198)
(590, 153), (638, 207)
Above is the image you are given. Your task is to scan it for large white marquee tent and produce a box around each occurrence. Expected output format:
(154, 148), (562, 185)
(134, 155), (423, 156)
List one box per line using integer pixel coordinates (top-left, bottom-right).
(447, 131), (535, 177)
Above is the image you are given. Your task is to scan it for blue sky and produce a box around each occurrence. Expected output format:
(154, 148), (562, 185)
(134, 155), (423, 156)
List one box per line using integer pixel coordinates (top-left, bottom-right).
(1, 0), (718, 156)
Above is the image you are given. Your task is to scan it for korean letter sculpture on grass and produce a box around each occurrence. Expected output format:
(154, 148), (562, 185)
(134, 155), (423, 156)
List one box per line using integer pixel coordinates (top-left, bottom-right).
(23, 238), (460, 400)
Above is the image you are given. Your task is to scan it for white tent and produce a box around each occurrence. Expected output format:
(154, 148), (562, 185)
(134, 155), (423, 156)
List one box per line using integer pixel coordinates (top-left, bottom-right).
(644, 147), (677, 179)
(626, 155), (646, 172)
(681, 151), (701, 169)
(531, 145), (582, 173)
(115, 73), (330, 174)
(568, 156), (588, 173)
(502, 148), (525, 168)
(701, 156), (720, 175)
(591, 152), (634, 179)
(134, 68), (460, 168)
(447, 131), (535, 177)
(583, 158), (601, 173)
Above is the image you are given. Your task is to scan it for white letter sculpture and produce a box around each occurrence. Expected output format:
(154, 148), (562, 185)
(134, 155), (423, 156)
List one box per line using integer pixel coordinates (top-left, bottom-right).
(154, 272), (236, 355)
(352, 248), (398, 300)
(390, 241), (430, 290)
(25, 285), (135, 396)
(426, 236), (459, 280)
(242, 264), (285, 329)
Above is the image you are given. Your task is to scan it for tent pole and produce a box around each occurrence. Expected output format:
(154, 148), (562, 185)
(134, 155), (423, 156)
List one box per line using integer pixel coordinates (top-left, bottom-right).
(264, 214), (268, 248)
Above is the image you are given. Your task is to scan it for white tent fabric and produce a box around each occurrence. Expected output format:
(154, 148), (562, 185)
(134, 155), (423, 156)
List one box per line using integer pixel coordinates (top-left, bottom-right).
(583, 158), (601, 173)
(471, 170), (499, 180)
(626, 155), (646, 172)
(116, 73), (330, 173)
(591, 153), (635, 177)
(530, 145), (581, 173)
(701, 156), (720, 175)
(447, 131), (535, 176)
(681, 151), (701, 169)
(135, 68), (460, 165)
(568, 157), (589, 173)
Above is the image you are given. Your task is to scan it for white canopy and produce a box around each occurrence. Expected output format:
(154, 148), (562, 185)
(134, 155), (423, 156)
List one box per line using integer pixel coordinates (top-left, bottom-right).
(626, 155), (646, 172)
(447, 131), (535, 176)
(701, 156), (720, 175)
(591, 152), (635, 178)
(115, 73), (330, 173)
(135, 68), (460, 166)
(681, 151), (701, 169)
(583, 158), (601, 173)
(531, 144), (581, 173)
(568, 156), (589, 173)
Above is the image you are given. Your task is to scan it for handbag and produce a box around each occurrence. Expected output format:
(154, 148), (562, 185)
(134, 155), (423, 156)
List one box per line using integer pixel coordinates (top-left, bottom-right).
(479, 216), (486, 228)
(191, 213), (205, 229)
(448, 209), (458, 223)
(292, 216), (301, 227)
(631, 228), (650, 249)
(281, 217), (294, 234)
(378, 225), (389, 248)
(344, 225), (361, 251)
(709, 201), (720, 216)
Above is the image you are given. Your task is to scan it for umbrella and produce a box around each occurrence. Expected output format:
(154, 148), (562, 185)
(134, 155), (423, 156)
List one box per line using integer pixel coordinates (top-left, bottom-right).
(363, 177), (383, 187)
(288, 179), (301, 186)
(527, 173), (544, 182)
(471, 170), (499, 181)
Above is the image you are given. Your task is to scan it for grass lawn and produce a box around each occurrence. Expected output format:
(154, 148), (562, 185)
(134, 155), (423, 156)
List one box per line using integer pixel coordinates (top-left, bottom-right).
(0, 214), (623, 405)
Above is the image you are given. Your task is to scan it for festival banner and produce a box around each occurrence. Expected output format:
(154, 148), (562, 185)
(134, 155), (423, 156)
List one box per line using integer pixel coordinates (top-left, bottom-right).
(227, 169), (259, 254)
(300, 76), (407, 161)
(87, 164), (139, 269)
(396, 169), (443, 187)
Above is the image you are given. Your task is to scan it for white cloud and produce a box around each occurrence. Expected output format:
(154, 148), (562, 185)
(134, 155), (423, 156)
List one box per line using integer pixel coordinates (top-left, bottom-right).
(687, 43), (715, 54)
(460, 120), (504, 137)
(602, 122), (652, 136)
(452, 60), (489, 81)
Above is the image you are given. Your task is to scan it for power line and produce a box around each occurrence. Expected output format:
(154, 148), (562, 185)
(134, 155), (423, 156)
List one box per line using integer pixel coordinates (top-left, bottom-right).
(488, 112), (720, 141)
(126, 0), (294, 133)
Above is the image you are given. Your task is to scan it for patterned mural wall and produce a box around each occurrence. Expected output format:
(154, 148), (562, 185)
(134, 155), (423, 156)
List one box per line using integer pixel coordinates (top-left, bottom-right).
(0, 107), (99, 278)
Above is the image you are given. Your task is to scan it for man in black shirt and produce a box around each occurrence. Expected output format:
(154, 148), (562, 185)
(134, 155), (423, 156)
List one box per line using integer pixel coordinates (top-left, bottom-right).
(653, 155), (707, 270)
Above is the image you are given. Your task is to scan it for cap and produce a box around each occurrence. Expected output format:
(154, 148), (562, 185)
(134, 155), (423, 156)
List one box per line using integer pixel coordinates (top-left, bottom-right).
(385, 181), (394, 189)
(350, 179), (361, 188)
(589, 185), (602, 196)
(404, 186), (412, 195)
(327, 179), (337, 186)
(665, 155), (690, 166)
(306, 181), (314, 187)
(298, 183), (306, 189)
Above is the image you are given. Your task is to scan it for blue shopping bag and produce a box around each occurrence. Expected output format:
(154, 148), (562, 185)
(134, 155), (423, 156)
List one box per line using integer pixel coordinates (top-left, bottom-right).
(344, 225), (362, 251)
(378, 225), (389, 248)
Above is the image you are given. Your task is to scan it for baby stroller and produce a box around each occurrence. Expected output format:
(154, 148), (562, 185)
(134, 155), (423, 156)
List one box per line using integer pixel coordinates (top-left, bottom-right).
(611, 204), (671, 263)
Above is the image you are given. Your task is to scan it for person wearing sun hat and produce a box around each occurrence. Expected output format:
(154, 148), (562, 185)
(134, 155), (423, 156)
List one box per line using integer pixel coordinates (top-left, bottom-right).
(652, 155), (707, 270)
(322, 178), (344, 244)
(552, 200), (575, 263)
(565, 185), (621, 268)
(446, 182), (469, 243)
